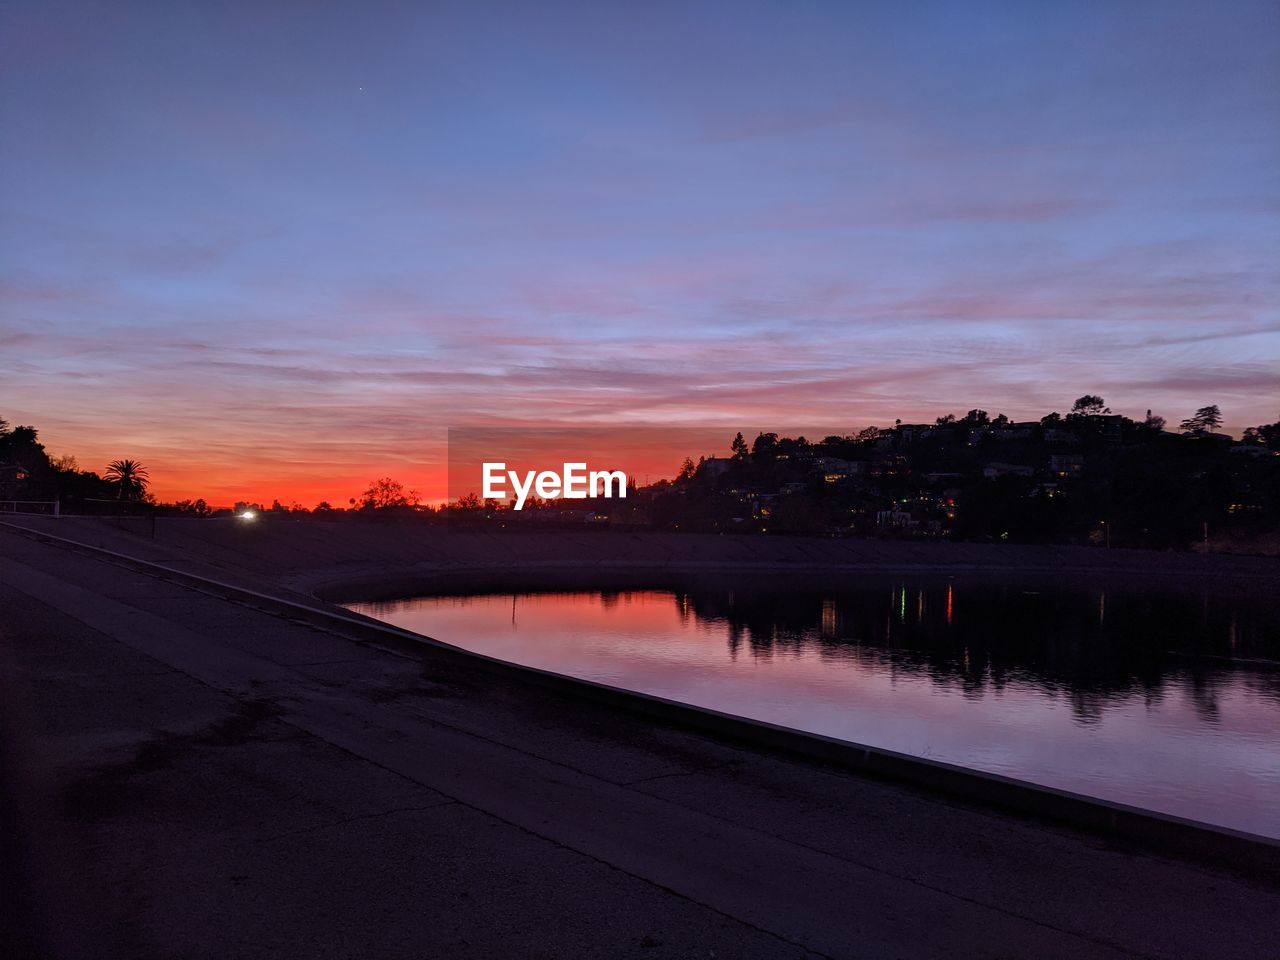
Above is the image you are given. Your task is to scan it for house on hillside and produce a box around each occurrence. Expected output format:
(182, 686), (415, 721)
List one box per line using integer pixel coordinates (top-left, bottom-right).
(983, 462), (1035, 479)
(0, 463), (29, 500)
(1049, 454), (1085, 477)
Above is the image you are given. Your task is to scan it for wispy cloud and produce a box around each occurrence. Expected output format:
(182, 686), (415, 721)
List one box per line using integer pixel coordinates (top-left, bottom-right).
(2, 0), (1276, 504)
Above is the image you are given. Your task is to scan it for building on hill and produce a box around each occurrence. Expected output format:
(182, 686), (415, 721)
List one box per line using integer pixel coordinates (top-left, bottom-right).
(991, 424), (1034, 441)
(1096, 414), (1124, 444)
(983, 462), (1035, 479)
(0, 463), (29, 499)
(895, 423), (934, 442)
(699, 457), (733, 478)
(1229, 445), (1275, 459)
(1044, 428), (1078, 445)
(814, 457), (862, 476)
(1049, 454), (1085, 477)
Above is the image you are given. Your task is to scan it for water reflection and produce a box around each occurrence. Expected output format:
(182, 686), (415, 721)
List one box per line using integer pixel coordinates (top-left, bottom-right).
(662, 582), (1280, 726)
(350, 578), (1280, 837)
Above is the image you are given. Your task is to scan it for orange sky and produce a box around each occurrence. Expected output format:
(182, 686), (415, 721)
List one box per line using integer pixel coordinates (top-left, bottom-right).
(11, 405), (1274, 509)
(4, 3), (1276, 507)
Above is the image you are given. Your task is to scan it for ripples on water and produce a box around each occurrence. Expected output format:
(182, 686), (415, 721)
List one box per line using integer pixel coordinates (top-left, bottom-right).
(348, 578), (1280, 837)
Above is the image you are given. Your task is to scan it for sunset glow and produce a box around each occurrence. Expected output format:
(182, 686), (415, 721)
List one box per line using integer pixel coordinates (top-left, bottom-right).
(2, 1), (1277, 505)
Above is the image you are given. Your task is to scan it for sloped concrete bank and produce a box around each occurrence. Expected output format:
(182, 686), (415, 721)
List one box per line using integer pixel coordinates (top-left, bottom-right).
(5, 516), (1278, 882)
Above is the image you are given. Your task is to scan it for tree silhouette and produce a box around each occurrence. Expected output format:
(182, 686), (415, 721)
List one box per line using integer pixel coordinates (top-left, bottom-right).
(104, 459), (150, 500)
(730, 432), (749, 460)
(1242, 417), (1280, 450)
(1179, 405), (1222, 434)
(751, 432), (779, 459)
(1071, 395), (1110, 416)
(0, 425), (49, 472)
(360, 477), (419, 510)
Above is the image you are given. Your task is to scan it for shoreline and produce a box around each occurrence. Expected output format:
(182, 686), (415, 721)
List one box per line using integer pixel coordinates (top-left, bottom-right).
(4, 516), (1277, 870)
(2, 518), (1277, 957)
(316, 559), (1280, 604)
(5, 516), (1278, 603)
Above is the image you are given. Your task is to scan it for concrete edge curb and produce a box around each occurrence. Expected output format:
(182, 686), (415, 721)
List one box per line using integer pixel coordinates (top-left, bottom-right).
(5, 519), (1277, 883)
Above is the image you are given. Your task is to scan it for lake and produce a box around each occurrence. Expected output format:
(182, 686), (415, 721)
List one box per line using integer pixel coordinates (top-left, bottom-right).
(346, 577), (1280, 838)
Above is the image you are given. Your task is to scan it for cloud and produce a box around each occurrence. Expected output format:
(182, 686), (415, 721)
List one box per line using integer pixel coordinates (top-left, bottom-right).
(3, 1), (1277, 503)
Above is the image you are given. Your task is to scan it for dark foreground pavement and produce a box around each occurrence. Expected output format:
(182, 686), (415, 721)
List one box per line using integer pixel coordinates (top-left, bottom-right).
(1, 526), (1276, 959)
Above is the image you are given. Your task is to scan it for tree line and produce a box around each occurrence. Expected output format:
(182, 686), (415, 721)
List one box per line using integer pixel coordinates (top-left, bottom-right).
(4, 400), (1278, 552)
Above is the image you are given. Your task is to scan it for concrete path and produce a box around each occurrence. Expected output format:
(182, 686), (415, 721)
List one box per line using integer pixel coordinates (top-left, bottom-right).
(1, 526), (1276, 959)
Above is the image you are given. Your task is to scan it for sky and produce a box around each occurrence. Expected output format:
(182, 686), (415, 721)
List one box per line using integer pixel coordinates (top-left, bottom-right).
(2, 0), (1278, 506)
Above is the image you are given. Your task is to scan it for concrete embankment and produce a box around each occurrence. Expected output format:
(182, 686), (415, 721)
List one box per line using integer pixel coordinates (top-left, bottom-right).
(1, 517), (1277, 958)
(7, 515), (1278, 601)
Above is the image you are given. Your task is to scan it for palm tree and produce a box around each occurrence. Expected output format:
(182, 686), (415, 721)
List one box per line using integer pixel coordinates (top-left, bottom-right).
(104, 459), (151, 500)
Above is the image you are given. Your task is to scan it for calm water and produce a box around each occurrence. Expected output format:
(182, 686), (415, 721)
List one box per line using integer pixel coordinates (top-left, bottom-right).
(347, 579), (1280, 837)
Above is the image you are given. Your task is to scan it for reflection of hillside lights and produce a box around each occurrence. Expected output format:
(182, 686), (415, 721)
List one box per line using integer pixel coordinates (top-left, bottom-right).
(238, 510), (257, 521)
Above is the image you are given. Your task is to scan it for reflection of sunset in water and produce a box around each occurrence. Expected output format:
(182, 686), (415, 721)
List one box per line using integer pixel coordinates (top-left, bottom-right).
(351, 584), (1280, 838)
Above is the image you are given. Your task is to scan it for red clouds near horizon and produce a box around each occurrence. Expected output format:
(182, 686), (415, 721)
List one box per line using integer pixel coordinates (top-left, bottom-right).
(2, 1), (1277, 506)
